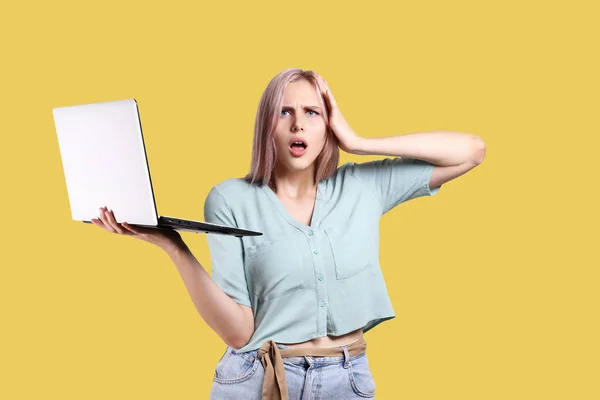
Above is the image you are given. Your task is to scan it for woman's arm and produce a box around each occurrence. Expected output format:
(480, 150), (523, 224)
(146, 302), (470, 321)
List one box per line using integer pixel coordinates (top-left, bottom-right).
(348, 131), (485, 166)
(161, 240), (254, 349)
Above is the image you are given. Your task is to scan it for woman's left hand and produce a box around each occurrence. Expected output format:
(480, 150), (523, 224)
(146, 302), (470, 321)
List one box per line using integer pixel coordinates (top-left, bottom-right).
(318, 77), (363, 153)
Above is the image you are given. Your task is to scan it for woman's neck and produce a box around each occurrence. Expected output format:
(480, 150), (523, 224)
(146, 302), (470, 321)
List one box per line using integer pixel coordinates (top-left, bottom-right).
(271, 166), (317, 198)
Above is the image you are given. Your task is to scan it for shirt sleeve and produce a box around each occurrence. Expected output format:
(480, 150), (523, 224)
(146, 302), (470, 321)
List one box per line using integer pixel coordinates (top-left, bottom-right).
(203, 186), (252, 307)
(345, 157), (441, 215)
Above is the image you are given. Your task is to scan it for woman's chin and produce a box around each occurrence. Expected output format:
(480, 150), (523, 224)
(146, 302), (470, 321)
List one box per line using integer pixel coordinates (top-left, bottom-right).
(282, 157), (314, 170)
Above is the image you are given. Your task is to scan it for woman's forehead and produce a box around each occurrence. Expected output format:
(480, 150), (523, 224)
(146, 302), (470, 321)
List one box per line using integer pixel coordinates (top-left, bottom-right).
(283, 82), (322, 106)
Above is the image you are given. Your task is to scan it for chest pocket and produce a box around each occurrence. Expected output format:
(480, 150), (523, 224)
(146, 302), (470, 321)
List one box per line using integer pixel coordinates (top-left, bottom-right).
(244, 235), (307, 303)
(324, 220), (378, 280)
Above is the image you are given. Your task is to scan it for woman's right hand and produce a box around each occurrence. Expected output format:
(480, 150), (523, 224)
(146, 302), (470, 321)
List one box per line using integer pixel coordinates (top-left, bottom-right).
(91, 207), (183, 250)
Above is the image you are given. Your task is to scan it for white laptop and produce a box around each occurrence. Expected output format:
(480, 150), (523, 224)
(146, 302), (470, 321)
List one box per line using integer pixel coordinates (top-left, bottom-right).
(52, 98), (262, 237)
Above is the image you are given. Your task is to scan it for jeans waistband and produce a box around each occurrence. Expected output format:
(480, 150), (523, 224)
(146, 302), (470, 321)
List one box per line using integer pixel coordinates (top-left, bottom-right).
(255, 336), (367, 399)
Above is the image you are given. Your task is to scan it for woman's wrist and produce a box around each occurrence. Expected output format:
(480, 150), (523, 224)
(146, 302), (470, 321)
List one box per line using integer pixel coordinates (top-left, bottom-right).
(160, 237), (188, 256)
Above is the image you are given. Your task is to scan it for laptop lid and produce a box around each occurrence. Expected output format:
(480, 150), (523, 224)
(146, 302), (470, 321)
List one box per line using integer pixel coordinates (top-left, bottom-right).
(53, 98), (161, 226)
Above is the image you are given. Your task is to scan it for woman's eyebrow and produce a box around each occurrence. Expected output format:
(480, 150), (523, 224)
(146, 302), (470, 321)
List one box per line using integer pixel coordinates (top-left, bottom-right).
(281, 105), (322, 110)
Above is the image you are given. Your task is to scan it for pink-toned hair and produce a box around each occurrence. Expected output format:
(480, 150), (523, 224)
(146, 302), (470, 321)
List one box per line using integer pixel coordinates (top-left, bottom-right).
(243, 68), (339, 187)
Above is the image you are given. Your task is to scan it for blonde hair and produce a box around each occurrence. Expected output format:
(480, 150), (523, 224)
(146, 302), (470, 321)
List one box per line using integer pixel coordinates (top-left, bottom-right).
(243, 68), (339, 187)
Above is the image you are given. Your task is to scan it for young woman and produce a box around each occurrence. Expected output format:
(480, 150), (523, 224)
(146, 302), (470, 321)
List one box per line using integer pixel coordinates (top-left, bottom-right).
(91, 68), (485, 399)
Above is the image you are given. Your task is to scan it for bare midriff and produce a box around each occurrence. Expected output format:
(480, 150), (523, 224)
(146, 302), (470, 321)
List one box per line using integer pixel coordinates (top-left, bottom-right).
(277, 327), (364, 350)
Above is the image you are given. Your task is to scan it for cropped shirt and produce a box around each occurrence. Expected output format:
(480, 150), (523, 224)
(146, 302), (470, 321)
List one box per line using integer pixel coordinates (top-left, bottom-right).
(203, 157), (441, 354)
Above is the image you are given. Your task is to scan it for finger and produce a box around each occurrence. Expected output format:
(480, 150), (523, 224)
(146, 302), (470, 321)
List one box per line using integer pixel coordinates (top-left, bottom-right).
(325, 88), (338, 109)
(317, 75), (328, 90)
(319, 78), (326, 92)
(321, 90), (333, 116)
(105, 209), (129, 235)
(92, 217), (110, 230)
(103, 209), (122, 233)
(121, 222), (139, 234)
(319, 77), (329, 94)
(98, 208), (116, 233)
(317, 81), (332, 110)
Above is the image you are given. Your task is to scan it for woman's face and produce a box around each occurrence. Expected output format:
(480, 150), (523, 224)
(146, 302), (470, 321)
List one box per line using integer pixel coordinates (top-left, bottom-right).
(274, 79), (328, 175)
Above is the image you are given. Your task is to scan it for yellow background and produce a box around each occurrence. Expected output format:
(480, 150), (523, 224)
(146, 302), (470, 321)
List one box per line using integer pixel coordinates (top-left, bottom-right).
(1, 0), (598, 399)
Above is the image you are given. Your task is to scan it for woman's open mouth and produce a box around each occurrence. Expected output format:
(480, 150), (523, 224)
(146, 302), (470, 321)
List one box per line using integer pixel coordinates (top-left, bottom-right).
(289, 139), (307, 157)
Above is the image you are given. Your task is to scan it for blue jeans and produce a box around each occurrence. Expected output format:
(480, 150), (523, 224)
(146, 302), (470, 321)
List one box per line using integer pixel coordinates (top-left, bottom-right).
(209, 342), (377, 399)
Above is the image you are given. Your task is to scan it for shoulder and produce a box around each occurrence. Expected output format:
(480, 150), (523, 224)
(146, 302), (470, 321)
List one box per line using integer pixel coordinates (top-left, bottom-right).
(204, 177), (259, 224)
(210, 177), (253, 193)
(206, 177), (257, 207)
(324, 161), (355, 183)
(334, 160), (373, 188)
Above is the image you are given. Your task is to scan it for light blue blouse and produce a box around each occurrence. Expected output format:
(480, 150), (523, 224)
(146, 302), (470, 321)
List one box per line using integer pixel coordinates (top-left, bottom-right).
(203, 157), (441, 354)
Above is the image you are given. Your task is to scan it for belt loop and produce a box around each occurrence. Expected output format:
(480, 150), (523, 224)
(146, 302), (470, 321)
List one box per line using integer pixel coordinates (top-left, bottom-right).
(342, 345), (351, 369)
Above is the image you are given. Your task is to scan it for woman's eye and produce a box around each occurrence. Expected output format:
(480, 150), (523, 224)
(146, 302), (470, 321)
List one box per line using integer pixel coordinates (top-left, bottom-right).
(280, 109), (319, 116)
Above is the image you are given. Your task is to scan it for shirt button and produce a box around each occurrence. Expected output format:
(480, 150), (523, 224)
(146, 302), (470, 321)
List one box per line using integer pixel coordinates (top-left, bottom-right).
(318, 275), (324, 281)
(320, 301), (326, 307)
(308, 230), (313, 236)
(313, 249), (319, 255)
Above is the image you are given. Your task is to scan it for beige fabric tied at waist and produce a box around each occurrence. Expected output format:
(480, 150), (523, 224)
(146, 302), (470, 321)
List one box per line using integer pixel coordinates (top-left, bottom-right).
(256, 336), (367, 400)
